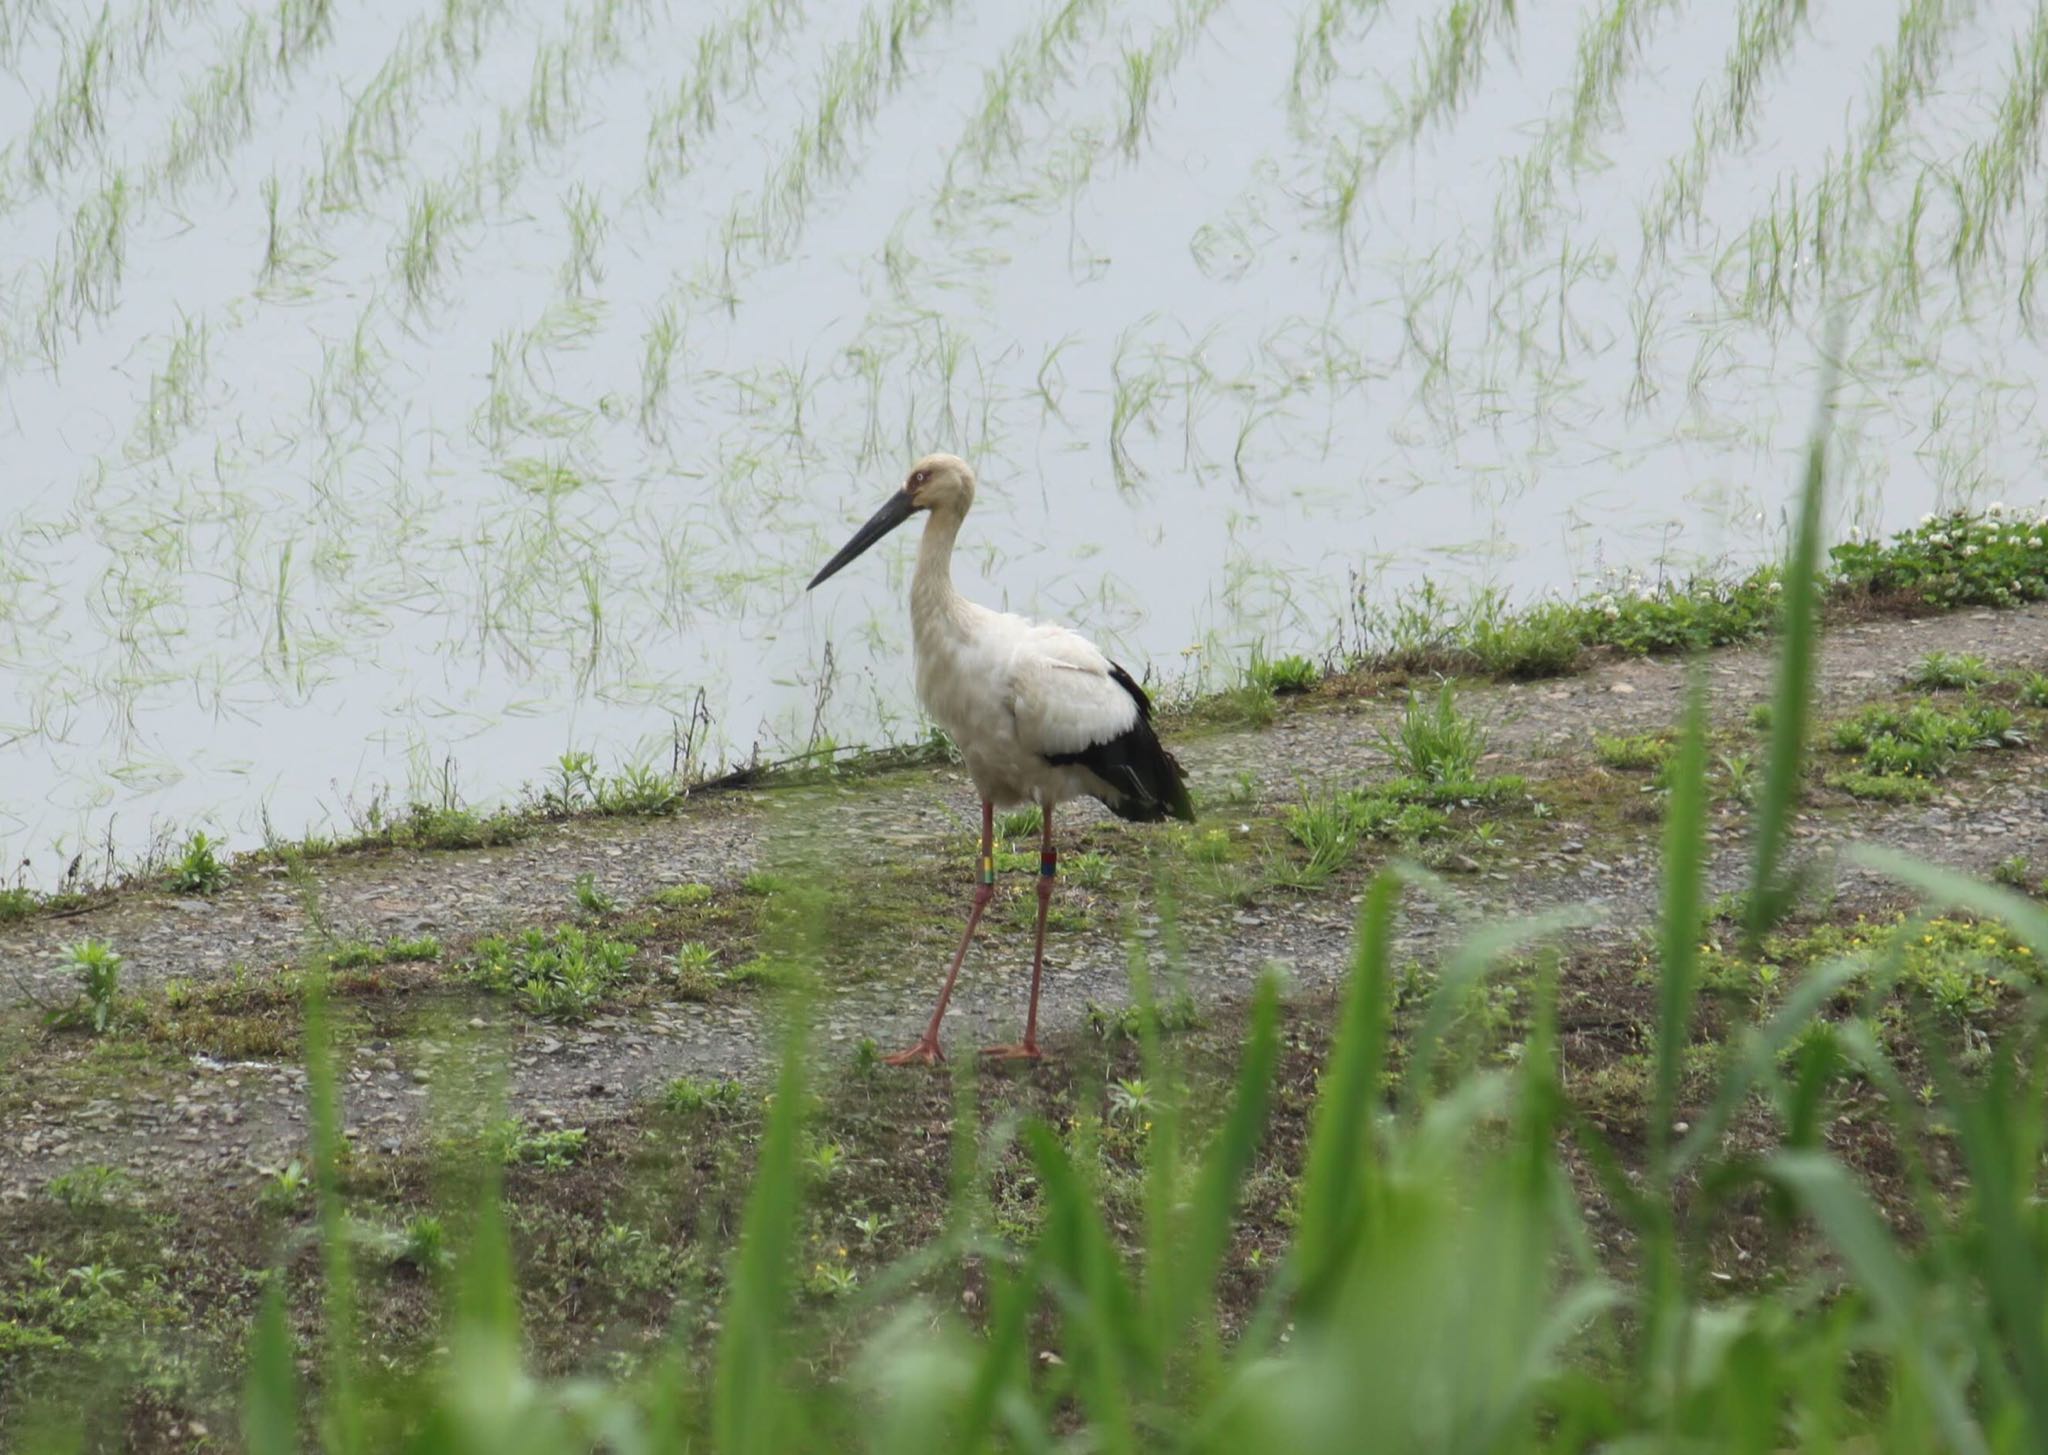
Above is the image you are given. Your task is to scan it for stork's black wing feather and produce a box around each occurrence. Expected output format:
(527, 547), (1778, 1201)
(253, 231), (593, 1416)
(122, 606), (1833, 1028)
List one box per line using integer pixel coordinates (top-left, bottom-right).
(1043, 664), (1195, 823)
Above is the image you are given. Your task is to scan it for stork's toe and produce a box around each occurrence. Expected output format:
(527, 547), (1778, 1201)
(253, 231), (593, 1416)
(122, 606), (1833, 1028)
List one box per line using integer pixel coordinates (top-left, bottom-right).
(883, 1039), (946, 1067)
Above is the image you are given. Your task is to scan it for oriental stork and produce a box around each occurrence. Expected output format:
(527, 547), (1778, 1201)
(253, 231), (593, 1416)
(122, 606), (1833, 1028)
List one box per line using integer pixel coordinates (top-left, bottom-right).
(808, 453), (1194, 1065)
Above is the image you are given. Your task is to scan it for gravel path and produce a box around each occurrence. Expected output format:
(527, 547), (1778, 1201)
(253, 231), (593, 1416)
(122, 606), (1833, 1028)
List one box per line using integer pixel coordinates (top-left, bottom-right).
(3, 605), (2045, 1201)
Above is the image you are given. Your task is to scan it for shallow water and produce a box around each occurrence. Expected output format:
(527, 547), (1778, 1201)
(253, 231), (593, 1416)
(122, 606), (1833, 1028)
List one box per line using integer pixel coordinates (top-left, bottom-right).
(2, 0), (2044, 886)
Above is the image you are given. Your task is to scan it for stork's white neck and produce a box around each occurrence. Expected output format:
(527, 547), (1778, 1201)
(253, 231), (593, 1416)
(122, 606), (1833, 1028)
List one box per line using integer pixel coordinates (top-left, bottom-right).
(911, 505), (970, 636)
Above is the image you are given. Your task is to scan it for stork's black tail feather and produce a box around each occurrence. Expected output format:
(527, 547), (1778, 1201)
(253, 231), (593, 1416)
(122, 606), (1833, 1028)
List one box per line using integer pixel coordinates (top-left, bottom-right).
(1044, 664), (1196, 824)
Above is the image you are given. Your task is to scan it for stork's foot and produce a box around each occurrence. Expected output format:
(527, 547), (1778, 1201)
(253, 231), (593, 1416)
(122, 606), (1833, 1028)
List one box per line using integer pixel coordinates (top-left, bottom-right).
(979, 1041), (1043, 1063)
(883, 1038), (946, 1067)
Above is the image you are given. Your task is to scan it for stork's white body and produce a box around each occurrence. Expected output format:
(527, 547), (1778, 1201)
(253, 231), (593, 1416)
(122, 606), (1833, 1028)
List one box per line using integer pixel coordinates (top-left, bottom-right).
(805, 452), (1188, 1063)
(910, 508), (1138, 812)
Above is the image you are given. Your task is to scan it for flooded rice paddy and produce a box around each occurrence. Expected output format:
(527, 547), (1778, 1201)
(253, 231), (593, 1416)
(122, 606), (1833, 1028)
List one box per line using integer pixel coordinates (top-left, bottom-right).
(2, 0), (2045, 885)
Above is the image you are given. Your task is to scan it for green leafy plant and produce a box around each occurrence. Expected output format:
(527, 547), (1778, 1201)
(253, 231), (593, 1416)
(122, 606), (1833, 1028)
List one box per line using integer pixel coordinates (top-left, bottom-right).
(166, 831), (228, 894)
(468, 925), (633, 1020)
(63, 939), (122, 1034)
(663, 1075), (746, 1115)
(1248, 651), (1319, 695)
(1907, 649), (1994, 689)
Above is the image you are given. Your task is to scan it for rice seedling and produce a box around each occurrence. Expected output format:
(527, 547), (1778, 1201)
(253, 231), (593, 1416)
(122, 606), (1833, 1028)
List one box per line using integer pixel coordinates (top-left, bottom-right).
(559, 185), (608, 295)
(1118, 48), (1157, 157)
(1638, 0), (1810, 257)
(948, 0), (1106, 184)
(397, 181), (460, 307)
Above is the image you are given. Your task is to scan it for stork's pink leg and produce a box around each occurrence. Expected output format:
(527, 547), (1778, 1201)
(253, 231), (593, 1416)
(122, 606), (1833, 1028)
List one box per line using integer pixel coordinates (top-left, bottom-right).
(983, 805), (1052, 1062)
(886, 799), (995, 1066)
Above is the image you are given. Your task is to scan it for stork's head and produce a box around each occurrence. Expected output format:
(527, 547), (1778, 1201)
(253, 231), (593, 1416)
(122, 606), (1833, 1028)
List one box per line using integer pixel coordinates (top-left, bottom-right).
(902, 452), (975, 514)
(807, 453), (976, 590)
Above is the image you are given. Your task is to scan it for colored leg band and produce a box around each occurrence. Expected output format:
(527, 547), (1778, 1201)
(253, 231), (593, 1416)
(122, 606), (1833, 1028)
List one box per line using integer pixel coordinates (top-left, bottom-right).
(979, 855), (995, 885)
(1039, 851), (1057, 878)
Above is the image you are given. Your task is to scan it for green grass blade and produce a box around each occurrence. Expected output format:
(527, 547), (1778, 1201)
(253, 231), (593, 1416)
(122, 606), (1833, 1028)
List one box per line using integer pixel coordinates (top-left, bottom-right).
(1178, 969), (1282, 1353)
(302, 982), (362, 1455)
(1025, 1120), (1140, 1455)
(714, 1013), (809, 1455)
(1291, 870), (1397, 1314)
(1919, 1026), (2048, 1435)
(242, 1278), (298, 1455)
(1746, 353), (1836, 946)
(1768, 1150), (1990, 1455)
(1652, 669), (1709, 1179)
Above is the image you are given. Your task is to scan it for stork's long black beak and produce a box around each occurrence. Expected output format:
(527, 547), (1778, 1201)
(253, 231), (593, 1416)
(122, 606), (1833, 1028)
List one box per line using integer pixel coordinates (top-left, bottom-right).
(807, 491), (916, 589)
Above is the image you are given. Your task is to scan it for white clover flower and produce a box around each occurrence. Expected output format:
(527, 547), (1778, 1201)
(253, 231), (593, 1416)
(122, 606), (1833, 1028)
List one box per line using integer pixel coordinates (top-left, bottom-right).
(1989, 502), (2006, 515)
(1961, 544), (1980, 557)
(1920, 512), (1938, 526)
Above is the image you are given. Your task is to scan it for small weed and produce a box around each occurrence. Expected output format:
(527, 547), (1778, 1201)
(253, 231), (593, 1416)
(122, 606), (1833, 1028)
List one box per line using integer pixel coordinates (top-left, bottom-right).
(1247, 652), (1319, 695)
(324, 935), (435, 970)
(995, 807), (1042, 842)
(806, 1261), (859, 1299)
(653, 882), (715, 909)
(1829, 772), (1938, 803)
(1993, 854), (2033, 889)
(663, 1076), (746, 1115)
(469, 926), (634, 1020)
(1084, 993), (1201, 1041)
(1067, 852), (1113, 890)
(0, 886), (40, 921)
(485, 1121), (587, 1170)
(595, 763), (682, 815)
(1826, 698), (2026, 780)
(722, 955), (798, 990)
(1469, 602), (1583, 678)
(1907, 650), (1993, 690)
(324, 940), (384, 970)
(1216, 679), (1279, 728)
(61, 939), (123, 1034)
(1377, 682), (1486, 783)
(399, 1215), (448, 1271)
(1717, 751), (1757, 805)
(45, 1165), (128, 1210)
(671, 942), (718, 1000)
(259, 1160), (311, 1214)
(1108, 1076), (1154, 1124)
(166, 832), (227, 894)
(574, 874), (618, 915)
(1595, 733), (1672, 771)
(2016, 671), (2048, 708)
